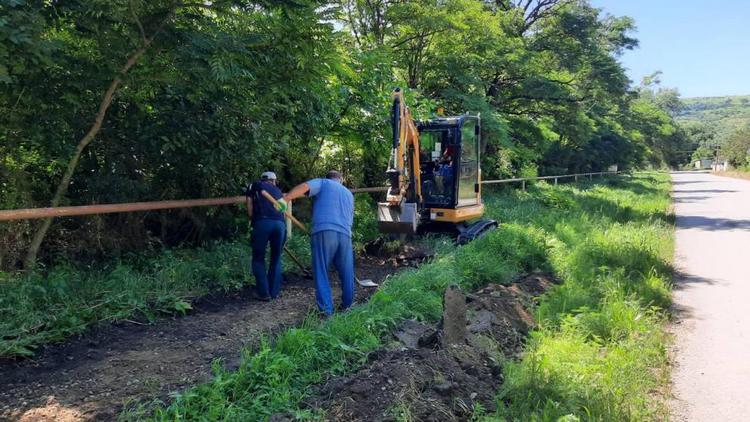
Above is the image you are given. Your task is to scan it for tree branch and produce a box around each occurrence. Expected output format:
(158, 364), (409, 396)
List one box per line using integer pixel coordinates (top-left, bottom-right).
(129, 0), (148, 45)
(24, 3), (180, 269)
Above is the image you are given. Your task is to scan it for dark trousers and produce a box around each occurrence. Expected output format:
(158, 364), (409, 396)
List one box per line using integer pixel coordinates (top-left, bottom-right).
(251, 219), (286, 299)
(311, 230), (355, 315)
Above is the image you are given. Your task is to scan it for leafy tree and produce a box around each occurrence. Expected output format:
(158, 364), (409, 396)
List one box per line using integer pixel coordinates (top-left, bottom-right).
(721, 127), (750, 167)
(0, 0), (696, 269)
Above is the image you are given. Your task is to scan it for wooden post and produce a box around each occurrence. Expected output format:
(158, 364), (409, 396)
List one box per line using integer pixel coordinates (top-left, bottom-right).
(554, 177), (558, 186)
(522, 180), (526, 191)
(286, 200), (293, 238)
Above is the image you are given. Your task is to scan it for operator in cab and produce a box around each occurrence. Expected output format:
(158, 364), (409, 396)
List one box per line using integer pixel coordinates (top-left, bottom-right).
(246, 171), (287, 301)
(283, 170), (355, 316)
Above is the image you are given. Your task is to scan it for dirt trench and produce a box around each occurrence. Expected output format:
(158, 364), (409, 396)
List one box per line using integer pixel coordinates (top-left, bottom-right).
(0, 244), (431, 422)
(299, 274), (556, 422)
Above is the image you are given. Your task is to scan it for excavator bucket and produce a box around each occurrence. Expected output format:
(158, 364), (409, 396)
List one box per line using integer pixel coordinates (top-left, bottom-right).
(377, 202), (418, 234)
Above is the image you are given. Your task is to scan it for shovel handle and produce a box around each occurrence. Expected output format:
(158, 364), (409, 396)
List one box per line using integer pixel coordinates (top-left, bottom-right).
(284, 245), (312, 276)
(260, 190), (309, 234)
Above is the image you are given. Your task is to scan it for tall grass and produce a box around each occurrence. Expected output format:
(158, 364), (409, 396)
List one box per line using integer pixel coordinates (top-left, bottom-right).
(488, 173), (673, 421)
(125, 173), (672, 421)
(0, 235), (310, 357)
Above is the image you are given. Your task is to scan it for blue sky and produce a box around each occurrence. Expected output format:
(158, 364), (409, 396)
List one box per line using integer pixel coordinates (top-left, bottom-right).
(590, 0), (750, 98)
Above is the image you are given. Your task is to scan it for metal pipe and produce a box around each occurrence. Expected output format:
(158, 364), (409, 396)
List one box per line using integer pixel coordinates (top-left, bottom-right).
(0, 196), (245, 222)
(0, 171), (621, 222)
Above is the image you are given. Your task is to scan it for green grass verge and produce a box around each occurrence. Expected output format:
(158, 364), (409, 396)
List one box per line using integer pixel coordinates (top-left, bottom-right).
(121, 173), (673, 421)
(490, 173), (673, 421)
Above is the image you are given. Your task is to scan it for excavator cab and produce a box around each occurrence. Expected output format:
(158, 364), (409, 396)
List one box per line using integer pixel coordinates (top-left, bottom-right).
(377, 88), (496, 243)
(418, 116), (481, 213)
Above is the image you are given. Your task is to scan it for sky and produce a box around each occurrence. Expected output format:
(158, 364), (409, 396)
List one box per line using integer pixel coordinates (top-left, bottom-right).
(590, 0), (750, 98)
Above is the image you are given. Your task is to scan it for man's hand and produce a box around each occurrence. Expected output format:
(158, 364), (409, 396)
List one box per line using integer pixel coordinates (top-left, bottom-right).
(275, 198), (288, 213)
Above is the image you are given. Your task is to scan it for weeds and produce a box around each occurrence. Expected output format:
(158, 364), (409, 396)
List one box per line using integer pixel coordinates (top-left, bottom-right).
(0, 236), (310, 357)
(488, 173), (673, 421)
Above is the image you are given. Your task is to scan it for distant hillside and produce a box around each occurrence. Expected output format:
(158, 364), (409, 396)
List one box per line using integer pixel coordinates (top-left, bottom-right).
(677, 95), (750, 131)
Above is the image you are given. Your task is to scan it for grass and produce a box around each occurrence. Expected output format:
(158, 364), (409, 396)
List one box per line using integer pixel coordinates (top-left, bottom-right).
(0, 192), (384, 358)
(120, 172), (673, 421)
(713, 169), (750, 181)
(0, 232), (316, 358)
(489, 173), (673, 421)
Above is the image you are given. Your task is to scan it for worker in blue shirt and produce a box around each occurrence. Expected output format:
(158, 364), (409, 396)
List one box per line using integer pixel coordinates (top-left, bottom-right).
(284, 170), (355, 315)
(246, 171), (287, 301)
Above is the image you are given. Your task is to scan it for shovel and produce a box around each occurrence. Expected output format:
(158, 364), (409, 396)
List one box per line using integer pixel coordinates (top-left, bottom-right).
(261, 190), (378, 288)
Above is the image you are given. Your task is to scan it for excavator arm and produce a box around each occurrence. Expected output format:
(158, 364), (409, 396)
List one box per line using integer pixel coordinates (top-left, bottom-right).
(385, 88), (422, 205)
(378, 88), (423, 234)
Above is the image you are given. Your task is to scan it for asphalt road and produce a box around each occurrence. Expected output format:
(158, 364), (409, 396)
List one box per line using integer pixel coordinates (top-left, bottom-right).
(670, 171), (750, 421)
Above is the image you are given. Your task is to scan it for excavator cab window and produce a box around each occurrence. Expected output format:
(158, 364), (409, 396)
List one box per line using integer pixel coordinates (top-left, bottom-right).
(419, 129), (455, 207)
(457, 118), (480, 207)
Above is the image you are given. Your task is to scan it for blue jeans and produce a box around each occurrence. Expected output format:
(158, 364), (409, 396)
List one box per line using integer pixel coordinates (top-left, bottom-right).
(311, 230), (355, 315)
(251, 219), (286, 299)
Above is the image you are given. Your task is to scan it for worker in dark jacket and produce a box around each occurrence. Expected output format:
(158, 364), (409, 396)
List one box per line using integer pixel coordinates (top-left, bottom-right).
(284, 170), (354, 315)
(246, 171), (287, 301)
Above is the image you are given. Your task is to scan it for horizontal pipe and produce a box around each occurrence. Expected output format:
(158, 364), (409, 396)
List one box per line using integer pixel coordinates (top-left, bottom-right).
(0, 186), (391, 221)
(0, 170), (621, 222)
(0, 196), (246, 221)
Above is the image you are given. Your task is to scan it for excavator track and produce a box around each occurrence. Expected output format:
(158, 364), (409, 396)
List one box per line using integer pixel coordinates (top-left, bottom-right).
(456, 219), (498, 244)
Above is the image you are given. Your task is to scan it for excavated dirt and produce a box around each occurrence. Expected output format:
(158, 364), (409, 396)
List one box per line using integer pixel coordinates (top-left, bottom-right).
(302, 273), (556, 422)
(0, 242), (431, 422)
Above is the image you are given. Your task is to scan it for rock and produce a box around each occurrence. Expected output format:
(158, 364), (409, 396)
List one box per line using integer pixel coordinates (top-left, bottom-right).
(441, 285), (467, 347)
(268, 413), (294, 422)
(432, 381), (454, 396)
(394, 320), (438, 349)
(468, 309), (497, 333)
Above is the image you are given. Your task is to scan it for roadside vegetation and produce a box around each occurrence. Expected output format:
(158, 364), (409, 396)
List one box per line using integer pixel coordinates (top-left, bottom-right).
(0, 193), (381, 358)
(714, 170), (750, 181)
(493, 173), (673, 420)
(117, 173), (673, 421)
(3, 0), (691, 271)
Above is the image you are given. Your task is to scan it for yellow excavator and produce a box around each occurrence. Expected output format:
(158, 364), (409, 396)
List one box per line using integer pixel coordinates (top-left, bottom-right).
(377, 88), (497, 243)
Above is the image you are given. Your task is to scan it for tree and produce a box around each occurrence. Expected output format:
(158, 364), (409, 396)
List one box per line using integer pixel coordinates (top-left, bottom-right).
(721, 127), (750, 167)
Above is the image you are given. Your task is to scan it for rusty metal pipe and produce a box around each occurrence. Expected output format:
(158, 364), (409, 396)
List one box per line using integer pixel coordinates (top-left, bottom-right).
(0, 186), (389, 222)
(0, 196), (246, 222)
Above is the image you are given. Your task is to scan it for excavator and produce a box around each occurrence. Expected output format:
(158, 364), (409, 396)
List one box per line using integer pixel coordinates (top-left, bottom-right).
(377, 88), (497, 244)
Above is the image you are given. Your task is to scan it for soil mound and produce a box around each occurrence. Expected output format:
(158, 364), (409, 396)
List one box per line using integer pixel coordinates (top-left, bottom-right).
(304, 273), (556, 421)
(363, 238), (434, 267)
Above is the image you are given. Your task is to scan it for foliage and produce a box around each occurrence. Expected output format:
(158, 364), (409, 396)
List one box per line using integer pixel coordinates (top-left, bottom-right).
(0, 235), (314, 357)
(677, 95), (750, 162)
(492, 173), (673, 421)
(116, 173), (673, 421)
(2, 0), (688, 269)
(678, 95), (750, 134)
(720, 127), (750, 167)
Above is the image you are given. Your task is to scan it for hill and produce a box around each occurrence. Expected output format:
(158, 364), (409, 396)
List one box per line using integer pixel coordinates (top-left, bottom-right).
(677, 95), (750, 131)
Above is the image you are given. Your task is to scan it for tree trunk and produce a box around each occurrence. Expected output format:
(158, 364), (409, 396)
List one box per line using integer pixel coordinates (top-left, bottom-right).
(23, 45), (151, 269)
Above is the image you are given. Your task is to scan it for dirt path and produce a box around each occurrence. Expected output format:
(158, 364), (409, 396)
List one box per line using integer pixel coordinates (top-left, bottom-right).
(0, 253), (422, 422)
(670, 171), (750, 421)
